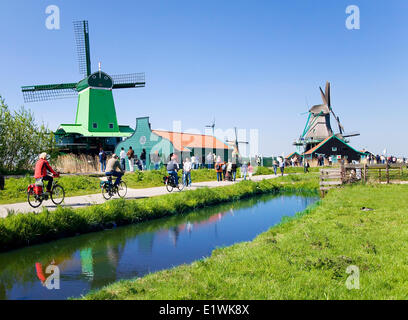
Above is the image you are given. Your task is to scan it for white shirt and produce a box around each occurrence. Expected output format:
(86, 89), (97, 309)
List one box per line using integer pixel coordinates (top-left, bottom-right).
(120, 150), (126, 159)
(184, 161), (192, 172)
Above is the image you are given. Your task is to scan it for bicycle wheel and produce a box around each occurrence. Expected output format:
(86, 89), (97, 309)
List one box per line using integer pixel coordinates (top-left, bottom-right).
(51, 185), (65, 205)
(27, 192), (43, 208)
(102, 184), (112, 200)
(117, 181), (127, 198)
(177, 182), (185, 192)
(165, 181), (173, 193)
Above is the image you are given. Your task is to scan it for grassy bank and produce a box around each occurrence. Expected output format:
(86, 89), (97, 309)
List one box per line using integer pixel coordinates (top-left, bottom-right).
(82, 183), (408, 300)
(0, 174), (318, 252)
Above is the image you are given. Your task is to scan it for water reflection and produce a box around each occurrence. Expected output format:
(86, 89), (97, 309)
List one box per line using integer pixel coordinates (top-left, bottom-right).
(0, 192), (318, 300)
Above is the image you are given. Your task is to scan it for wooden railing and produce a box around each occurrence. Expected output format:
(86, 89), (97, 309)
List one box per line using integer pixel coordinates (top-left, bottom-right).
(320, 163), (406, 196)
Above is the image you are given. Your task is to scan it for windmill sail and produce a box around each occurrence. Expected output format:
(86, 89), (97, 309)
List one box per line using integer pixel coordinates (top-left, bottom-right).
(21, 83), (78, 103)
(73, 21), (91, 78)
(111, 73), (146, 89)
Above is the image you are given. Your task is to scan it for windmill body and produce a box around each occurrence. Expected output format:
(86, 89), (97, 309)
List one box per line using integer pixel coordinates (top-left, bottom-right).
(294, 82), (359, 153)
(21, 21), (145, 154)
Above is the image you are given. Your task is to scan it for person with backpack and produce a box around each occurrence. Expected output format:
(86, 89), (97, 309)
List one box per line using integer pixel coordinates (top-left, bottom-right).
(127, 146), (134, 172)
(140, 149), (147, 171)
(99, 147), (107, 172)
(215, 159), (223, 182)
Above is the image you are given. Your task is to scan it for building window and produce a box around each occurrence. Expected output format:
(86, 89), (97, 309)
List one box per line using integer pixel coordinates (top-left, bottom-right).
(92, 123), (98, 129)
(332, 147), (337, 152)
(109, 123), (114, 129)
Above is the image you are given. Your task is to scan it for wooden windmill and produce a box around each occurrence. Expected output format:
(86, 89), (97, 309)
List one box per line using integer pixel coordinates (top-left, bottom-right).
(21, 21), (146, 153)
(294, 81), (359, 153)
(227, 127), (248, 163)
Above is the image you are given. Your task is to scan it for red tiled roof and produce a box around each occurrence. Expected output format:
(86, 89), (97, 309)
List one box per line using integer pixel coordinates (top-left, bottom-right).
(152, 130), (231, 152)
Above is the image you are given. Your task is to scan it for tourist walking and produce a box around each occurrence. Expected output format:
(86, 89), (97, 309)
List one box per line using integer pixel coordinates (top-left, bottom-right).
(99, 148), (107, 172)
(304, 161), (310, 173)
(140, 149), (147, 171)
(183, 157), (192, 187)
(248, 163), (254, 180)
(151, 151), (161, 170)
(127, 146), (134, 172)
(221, 161), (227, 181)
(206, 152), (213, 169)
(272, 158), (278, 175)
(241, 162), (248, 180)
(225, 161), (233, 181)
(215, 158), (223, 182)
(279, 157), (285, 176)
(231, 161), (237, 181)
(119, 147), (126, 171)
(191, 155), (196, 170)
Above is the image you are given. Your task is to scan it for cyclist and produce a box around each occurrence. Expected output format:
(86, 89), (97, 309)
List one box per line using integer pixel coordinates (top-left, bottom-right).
(167, 154), (179, 186)
(105, 154), (124, 186)
(34, 152), (59, 195)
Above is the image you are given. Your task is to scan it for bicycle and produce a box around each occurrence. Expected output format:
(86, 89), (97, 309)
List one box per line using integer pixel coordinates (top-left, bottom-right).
(100, 175), (128, 200)
(27, 175), (65, 208)
(163, 174), (185, 193)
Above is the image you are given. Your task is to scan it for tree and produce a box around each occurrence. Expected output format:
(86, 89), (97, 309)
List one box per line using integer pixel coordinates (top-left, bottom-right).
(0, 96), (57, 174)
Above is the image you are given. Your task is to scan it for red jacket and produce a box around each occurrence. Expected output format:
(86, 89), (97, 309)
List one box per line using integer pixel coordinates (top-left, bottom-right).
(34, 159), (57, 179)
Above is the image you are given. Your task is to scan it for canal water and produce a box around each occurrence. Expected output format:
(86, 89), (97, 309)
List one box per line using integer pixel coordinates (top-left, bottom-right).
(0, 192), (318, 300)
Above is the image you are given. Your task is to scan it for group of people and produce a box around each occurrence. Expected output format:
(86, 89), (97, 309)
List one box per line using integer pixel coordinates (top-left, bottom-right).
(272, 157), (286, 176)
(99, 147), (153, 173)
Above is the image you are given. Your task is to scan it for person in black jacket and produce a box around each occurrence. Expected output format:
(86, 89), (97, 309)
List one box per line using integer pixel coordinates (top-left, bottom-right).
(140, 149), (147, 171)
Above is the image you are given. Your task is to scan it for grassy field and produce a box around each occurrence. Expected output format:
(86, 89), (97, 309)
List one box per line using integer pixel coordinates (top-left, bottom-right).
(0, 174), (319, 252)
(82, 183), (408, 300)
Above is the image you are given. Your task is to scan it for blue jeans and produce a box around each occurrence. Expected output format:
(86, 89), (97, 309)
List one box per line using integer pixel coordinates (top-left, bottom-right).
(100, 160), (106, 172)
(154, 163), (160, 170)
(243, 172), (247, 180)
(217, 172), (222, 182)
(120, 159), (126, 171)
(106, 171), (123, 186)
(168, 170), (178, 186)
(183, 171), (191, 186)
(273, 165), (277, 175)
(232, 171), (236, 181)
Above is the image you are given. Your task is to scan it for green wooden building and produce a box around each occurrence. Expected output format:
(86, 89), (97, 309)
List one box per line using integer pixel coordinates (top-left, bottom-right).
(115, 117), (232, 170)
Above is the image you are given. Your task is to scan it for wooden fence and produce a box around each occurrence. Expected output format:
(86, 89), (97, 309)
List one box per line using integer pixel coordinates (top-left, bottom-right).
(320, 163), (405, 196)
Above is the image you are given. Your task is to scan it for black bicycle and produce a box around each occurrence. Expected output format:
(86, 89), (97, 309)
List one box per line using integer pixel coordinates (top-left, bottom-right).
(100, 176), (127, 200)
(163, 174), (185, 192)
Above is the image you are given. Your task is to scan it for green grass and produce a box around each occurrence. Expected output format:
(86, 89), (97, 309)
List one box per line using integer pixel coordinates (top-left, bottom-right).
(0, 174), (319, 252)
(0, 175), (102, 205)
(82, 183), (408, 300)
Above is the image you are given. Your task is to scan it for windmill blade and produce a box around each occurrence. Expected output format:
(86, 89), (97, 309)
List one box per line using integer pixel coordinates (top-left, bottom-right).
(21, 83), (78, 103)
(73, 20), (91, 78)
(111, 73), (145, 89)
(325, 81), (331, 108)
(319, 86), (328, 105)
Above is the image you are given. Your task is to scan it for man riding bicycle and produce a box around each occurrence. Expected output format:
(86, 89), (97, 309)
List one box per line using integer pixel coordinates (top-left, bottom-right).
(34, 152), (59, 195)
(167, 154), (179, 186)
(105, 154), (124, 186)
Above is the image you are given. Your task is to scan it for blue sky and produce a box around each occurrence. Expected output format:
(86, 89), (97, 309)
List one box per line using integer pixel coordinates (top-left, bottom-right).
(0, 0), (407, 156)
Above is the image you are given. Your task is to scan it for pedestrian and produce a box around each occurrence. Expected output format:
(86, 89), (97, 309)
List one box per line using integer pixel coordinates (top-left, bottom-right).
(134, 155), (143, 171)
(183, 157), (192, 187)
(206, 152), (213, 169)
(231, 161), (237, 181)
(241, 162), (248, 180)
(272, 158), (278, 175)
(215, 158), (223, 182)
(151, 150), (161, 170)
(328, 156), (332, 166)
(140, 149), (147, 171)
(127, 146), (134, 172)
(304, 161), (310, 173)
(225, 160), (233, 181)
(279, 157), (285, 176)
(191, 155), (196, 170)
(221, 161), (227, 181)
(248, 163), (253, 180)
(119, 147), (126, 171)
(99, 147), (107, 172)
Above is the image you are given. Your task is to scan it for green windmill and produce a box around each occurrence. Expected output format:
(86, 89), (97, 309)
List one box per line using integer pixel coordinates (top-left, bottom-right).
(21, 21), (145, 153)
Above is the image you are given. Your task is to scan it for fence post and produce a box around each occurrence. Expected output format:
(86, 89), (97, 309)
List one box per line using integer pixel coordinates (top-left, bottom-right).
(386, 163), (390, 184)
(364, 164), (367, 183)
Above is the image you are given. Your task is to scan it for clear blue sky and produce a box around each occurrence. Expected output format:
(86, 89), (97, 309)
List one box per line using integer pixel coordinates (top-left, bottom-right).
(0, 0), (407, 157)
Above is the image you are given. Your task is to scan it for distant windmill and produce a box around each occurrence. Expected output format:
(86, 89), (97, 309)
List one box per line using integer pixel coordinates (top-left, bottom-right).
(294, 81), (359, 152)
(227, 127), (249, 161)
(205, 118), (216, 136)
(21, 20), (146, 153)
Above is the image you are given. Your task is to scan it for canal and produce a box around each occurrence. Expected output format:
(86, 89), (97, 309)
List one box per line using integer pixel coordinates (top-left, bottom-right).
(0, 192), (319, 300)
